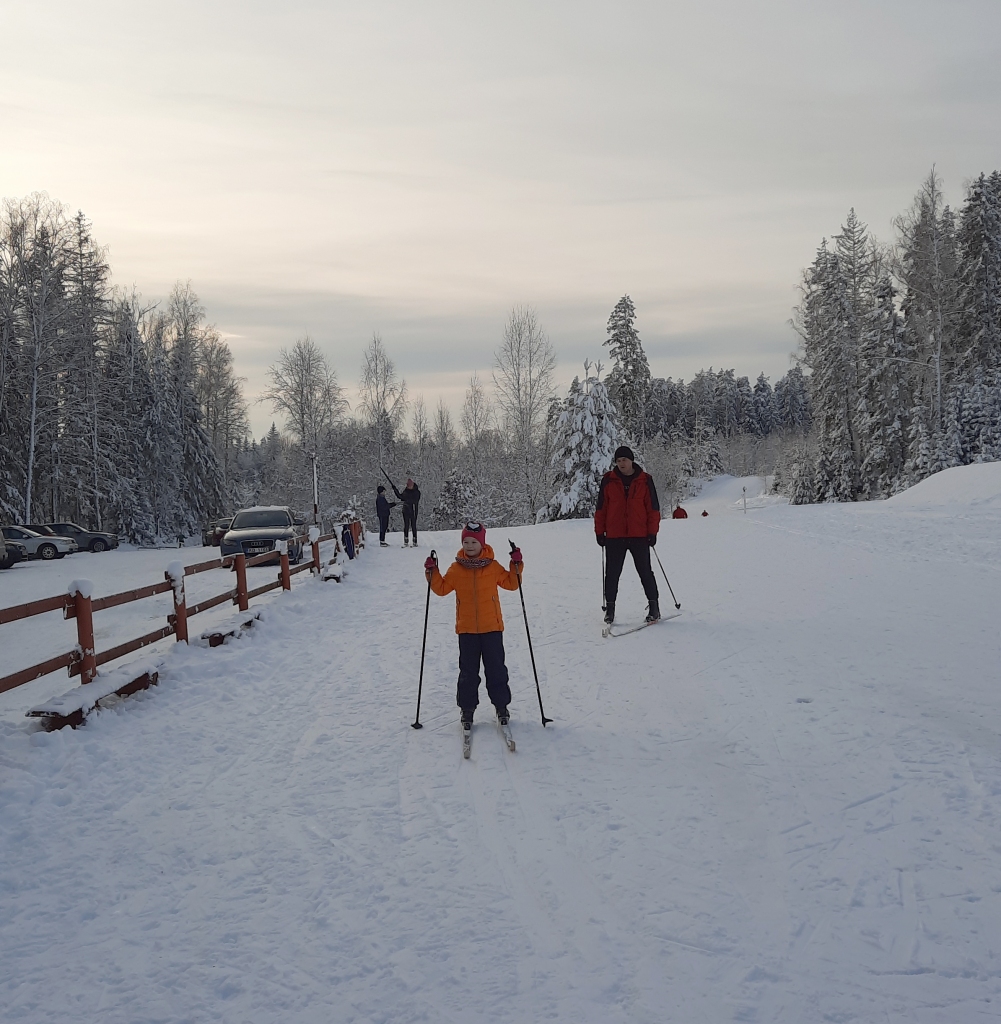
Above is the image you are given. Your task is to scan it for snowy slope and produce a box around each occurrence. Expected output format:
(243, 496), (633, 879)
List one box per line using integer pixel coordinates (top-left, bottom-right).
(1, 470), (1000, 1023)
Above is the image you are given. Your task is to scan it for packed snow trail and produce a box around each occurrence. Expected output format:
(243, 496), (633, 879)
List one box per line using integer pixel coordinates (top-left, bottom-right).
(2, 471), (1001, 1023)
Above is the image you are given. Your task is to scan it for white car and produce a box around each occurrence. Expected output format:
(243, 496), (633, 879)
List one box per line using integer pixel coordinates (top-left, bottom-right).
(1, 525), (78, 560)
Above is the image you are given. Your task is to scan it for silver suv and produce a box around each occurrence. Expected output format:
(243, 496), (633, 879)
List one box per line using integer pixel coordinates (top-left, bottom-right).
(2, 525), (78, 560)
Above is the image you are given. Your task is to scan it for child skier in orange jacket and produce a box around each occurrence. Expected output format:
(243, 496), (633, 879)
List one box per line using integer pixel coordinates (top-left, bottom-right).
(424, 522), (523, 728)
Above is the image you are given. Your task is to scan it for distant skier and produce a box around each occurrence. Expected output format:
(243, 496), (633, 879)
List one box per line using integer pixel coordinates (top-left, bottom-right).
(671, 502), (688, 519)
(375, 486), (396, 547)
(385, 471), (421, 546)
(424, 522), (523, 730)
(701, 510), (708, 517)
(595, 445), (661, 625)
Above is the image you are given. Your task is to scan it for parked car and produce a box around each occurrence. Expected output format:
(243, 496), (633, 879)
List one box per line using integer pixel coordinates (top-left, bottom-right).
(220, 506), (303, 564)
(41, 522), (119, 553)
(201, 517), (234, 547)
(1, 525), (77, 560)
(0, 535), (27, 569)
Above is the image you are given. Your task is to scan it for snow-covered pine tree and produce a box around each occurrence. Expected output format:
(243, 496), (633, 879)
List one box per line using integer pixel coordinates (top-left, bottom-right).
(697, 423), (724, 478)
(956, 171), (1001, 371)
(102, 295), (156, 542)
(896, 169), (962, 435)
(429, 468), (476, 530)
(797, 240), (861, 500)
(167, 283), (222, 534)
(774, 367), (811, 433)
(856, 275), (911, 497)
(753, 373), (776, 435)
(603, 296), (650, 441)
(548, 362), (620, 520)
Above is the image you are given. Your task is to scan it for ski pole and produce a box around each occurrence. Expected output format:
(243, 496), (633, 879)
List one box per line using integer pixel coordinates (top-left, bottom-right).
(412, 548), (437, 729)
(509, 540), (553, 727)
(601, 547), (606, 613)
(652, 547), (681, 609)
(380, 466), (397, 491)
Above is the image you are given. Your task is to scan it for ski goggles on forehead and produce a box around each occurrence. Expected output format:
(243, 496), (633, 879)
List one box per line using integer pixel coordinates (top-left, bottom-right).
(464, 522), (484, 532)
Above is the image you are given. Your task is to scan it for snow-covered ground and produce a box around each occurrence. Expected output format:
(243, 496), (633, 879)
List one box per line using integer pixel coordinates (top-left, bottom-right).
(0, 541), (340, 722)
(2, 468), (1000, 1023)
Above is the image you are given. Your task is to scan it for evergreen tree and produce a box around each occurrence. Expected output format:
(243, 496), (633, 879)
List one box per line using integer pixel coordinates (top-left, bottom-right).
(956, 172), (1001, 370)
(896, 169), (962, 434)
(548, 363), (620, 519)
(797, 240), (860, 500)
(856, 275), (911, 496)
(603, 295), (650, 441)
(753, 373), (776, 435)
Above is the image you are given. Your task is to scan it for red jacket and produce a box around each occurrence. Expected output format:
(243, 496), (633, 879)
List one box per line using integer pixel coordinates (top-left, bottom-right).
(594, 466), (661, 539)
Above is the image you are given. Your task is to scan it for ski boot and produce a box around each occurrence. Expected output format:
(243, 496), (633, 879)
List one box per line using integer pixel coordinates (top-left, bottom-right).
(460, 707), (475, 729)
(603, 602), (615, 625)
(495, 705), (510, 726)
(380, 541), (389, 547)
(645, 600), (661, 623)
(403, 539), (410, 547)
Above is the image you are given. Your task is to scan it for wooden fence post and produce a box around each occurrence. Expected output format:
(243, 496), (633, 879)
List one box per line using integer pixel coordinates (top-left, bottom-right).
(72, 581), (97, 685)
(167, 563), (188, 643)
(279, 541), (291, 591)
(234, 553), (249, 611)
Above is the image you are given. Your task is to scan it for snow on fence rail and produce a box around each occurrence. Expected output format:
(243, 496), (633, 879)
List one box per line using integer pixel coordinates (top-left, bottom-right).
(0, 522), (364, 723)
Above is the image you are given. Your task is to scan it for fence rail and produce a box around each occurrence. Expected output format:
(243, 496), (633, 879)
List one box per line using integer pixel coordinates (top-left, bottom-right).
(0, 524), (360, 703)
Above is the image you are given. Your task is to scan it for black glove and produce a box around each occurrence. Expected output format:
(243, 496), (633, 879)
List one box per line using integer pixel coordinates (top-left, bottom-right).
(596, 534), (606, 547)
(648, 534), (657, 547)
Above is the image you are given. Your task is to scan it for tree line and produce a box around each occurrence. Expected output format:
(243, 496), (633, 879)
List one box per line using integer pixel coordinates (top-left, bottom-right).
(0, 195), (247, 541)
(792, 168), (1001, 502)
(8, 167), (995, 542)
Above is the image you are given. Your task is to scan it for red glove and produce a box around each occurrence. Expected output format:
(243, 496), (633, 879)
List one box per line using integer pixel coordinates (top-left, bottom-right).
(424, 556), (437, 572)
(510, 547), (523, 565)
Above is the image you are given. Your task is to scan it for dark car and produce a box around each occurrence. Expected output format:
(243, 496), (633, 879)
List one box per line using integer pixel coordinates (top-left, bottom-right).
(220, 506), (303, 564)
(202, 517), (234, 547)
(0, 536), (27, 569)
(42, 521), (120, 553)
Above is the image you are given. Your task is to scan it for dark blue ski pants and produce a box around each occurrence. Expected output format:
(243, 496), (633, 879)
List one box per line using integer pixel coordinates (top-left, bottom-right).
(457, 631), (511, 710)
(378, 513), (390, 542)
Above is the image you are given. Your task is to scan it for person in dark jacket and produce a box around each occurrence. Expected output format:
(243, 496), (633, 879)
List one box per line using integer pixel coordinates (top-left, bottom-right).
(375, 486), (396, 547)
(391, 477), (421, 546)
(594, 445), (661, 624)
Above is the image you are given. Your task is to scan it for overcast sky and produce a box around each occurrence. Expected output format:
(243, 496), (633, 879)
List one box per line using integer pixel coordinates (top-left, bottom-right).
(3, 0), (1000, 437)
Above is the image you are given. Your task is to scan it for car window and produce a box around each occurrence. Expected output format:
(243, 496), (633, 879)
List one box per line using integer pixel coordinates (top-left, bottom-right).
(230, 510), (291, 529)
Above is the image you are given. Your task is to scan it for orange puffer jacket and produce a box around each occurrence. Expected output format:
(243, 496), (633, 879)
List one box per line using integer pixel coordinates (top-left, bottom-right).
(428, 544), (523, 634)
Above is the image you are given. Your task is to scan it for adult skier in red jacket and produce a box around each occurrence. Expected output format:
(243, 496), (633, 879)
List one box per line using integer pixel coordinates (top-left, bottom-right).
(594, 445), (661, 624)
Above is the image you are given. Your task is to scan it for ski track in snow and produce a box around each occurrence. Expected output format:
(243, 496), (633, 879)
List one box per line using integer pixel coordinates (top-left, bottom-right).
(2, 473), (1001, 1023)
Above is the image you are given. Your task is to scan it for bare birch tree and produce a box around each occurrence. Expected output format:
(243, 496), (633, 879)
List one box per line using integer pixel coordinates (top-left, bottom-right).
(493, 305), (556, 516)
(461, 372), (492, 468)
(359, 332), (407, 466)
(262, 336), (346, 453)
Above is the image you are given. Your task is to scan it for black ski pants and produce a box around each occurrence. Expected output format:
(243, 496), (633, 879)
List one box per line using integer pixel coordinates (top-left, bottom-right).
(457, 631), (511, 711)
(378, 512), (390, 543)
(402, 504), (418, 542)
(604, 537), (659, 607)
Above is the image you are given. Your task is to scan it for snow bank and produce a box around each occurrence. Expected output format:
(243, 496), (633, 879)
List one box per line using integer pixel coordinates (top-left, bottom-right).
(887, 461), (1001, 509)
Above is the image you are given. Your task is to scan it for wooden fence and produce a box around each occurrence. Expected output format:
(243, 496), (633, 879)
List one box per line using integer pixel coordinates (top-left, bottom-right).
(0, 522), (363, 716)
